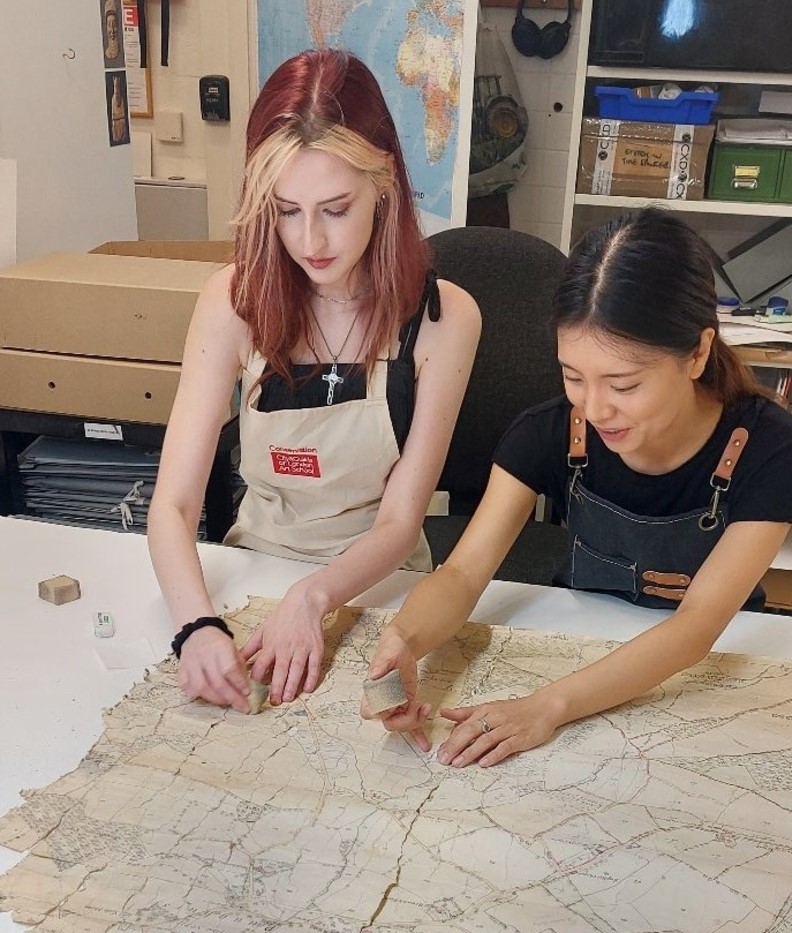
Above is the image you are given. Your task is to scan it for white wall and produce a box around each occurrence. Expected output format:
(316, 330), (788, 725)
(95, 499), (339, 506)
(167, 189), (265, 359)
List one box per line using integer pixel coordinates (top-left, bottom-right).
(130, 0), (250, 239)
(479, 5), (580, 250)
(131, 1), (210, 184)
(0, 0), (137, 264)
(0, 160), (16, 269)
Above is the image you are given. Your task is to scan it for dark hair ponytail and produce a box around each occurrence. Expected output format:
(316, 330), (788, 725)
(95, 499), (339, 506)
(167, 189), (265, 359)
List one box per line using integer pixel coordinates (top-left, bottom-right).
(551, 208), (764, 407)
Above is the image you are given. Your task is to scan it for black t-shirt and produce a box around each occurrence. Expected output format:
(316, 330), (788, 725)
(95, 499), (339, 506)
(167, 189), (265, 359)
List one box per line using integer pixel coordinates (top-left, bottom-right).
(494, 394), (792, 525)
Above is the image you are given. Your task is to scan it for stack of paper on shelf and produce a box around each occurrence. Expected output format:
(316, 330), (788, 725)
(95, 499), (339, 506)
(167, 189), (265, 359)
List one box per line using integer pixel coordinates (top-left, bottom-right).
(16, 436), (207, 538)
(720, 321), (792, 345)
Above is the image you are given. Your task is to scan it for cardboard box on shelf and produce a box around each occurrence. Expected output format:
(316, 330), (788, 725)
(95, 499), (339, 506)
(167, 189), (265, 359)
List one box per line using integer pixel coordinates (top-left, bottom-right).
(0, 349), (237, 424)
(577, 118), (715, 200)
(0, 243), (235, 425)
(0, 251), (223, 363)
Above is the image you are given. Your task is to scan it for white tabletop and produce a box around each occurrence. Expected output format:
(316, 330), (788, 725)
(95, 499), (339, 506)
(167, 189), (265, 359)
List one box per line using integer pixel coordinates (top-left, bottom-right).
(1, 516), (791, 931)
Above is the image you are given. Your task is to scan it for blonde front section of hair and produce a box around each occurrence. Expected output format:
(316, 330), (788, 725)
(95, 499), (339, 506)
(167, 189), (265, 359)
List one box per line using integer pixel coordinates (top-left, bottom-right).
(232, 123), (404, 374)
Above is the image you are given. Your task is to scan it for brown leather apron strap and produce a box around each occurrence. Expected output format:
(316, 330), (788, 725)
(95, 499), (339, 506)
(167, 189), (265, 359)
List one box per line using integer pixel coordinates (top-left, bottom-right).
(642, 585), (687, 602)
(642, 571), (691, 587)
(642, 570), (691, 601)
(568, 406), (587, 468)
(712, 427), (749, 486)
(701, 426), (751, 531)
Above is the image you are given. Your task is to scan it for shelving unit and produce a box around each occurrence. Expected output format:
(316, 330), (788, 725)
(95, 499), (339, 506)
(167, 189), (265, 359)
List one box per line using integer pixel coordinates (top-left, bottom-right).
(734, 347), (792, 368)
(560, 0), (792, 254)
(0, 411), (240, 543)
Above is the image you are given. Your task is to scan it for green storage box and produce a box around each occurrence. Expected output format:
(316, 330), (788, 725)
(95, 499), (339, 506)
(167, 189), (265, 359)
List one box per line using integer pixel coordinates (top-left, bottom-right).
(778, 150), (792, 203)
(707, 143), (784, 202)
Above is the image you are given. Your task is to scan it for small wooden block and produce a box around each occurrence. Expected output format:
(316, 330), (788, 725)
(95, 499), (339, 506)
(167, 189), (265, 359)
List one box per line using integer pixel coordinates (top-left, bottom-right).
(248, 678), (270, 715)
(38, 574), (81, 606)
(363, 669), (408, 715)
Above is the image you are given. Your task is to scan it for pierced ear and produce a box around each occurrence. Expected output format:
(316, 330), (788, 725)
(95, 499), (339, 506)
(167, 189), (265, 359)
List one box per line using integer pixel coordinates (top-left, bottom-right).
(691, 327), (716, 380)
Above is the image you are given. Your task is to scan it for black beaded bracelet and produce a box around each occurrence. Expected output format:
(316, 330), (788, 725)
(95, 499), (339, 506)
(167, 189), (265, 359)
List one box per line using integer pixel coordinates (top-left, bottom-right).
(171, 616), (233, 659)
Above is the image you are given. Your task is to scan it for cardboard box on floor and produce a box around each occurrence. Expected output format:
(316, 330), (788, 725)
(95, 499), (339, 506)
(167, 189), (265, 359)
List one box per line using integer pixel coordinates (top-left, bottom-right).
(0, 240), (234, 424)
(577, 119), (715, 200)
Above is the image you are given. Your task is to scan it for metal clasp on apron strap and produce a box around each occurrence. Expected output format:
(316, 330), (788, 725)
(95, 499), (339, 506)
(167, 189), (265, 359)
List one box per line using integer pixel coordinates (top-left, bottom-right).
(567, 406), (588, 491)
(699, 427), (749, 531)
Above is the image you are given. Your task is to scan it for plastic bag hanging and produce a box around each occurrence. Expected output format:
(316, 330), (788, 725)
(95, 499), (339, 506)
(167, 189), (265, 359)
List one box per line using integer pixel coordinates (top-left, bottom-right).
(469, 19), (530, 199)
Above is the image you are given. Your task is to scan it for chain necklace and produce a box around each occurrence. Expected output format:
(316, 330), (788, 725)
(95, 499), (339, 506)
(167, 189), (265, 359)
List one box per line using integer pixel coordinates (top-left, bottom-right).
(310, 307), (361, 405)
(311, 289), (370, 305)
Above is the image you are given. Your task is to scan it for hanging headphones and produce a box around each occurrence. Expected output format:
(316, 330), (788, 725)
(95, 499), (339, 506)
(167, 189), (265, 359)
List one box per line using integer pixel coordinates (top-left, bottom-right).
(512, 0), (572, 60)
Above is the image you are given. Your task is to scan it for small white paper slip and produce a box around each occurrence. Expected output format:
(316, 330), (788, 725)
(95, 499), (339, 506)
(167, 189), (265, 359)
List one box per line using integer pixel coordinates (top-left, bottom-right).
(94, 611), (115, 638)
(94, 637), (157, 670)
(83, 422), (124, 441)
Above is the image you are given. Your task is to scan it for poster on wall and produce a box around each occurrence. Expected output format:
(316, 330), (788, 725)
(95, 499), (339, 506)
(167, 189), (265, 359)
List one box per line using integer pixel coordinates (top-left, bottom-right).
(255, 0), (478, 234)
(105, 70), (131, 146)
(122, 0), (153, 117)
(101, 0), (125, 69)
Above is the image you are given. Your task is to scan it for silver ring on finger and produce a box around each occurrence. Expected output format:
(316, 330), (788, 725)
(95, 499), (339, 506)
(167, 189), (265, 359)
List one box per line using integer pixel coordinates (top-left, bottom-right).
(480, 717), (492, 734)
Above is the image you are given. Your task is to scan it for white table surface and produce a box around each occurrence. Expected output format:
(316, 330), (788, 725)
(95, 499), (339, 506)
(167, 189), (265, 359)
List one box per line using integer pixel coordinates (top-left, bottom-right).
(2, 516), (791, 931)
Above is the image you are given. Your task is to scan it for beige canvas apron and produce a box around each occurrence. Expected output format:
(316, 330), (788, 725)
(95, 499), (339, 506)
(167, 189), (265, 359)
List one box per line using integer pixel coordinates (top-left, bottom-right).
(223, 353), (432, 571)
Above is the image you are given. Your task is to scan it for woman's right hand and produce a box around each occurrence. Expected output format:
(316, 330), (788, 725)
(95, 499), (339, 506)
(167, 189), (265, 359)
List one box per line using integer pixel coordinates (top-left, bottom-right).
(361, 631), (431, 751)
(178, 626), (251, 713)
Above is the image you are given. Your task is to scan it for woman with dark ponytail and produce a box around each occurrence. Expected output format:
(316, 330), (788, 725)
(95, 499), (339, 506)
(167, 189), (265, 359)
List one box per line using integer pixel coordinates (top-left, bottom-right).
(365, 207), (792, 768)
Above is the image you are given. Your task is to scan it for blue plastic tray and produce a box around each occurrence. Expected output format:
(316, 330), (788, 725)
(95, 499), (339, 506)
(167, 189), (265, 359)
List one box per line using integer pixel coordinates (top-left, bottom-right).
(595, 86), (719, 125)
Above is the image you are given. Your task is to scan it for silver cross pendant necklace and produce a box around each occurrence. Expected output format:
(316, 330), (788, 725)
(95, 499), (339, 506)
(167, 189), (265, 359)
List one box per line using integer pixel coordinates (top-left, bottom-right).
(310, 298), (362, 405)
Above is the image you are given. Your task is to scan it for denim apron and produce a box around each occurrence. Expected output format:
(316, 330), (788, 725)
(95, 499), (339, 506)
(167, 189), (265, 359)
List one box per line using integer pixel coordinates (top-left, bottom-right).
(554, 406), (764, 610)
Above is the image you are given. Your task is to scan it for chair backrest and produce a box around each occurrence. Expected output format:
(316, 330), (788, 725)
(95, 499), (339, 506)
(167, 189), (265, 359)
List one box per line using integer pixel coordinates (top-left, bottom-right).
(429, 225), (566, 513)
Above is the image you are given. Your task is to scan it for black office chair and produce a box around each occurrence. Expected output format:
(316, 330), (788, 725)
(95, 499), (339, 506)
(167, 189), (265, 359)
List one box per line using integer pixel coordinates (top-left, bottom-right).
(424, 226), (571, 585)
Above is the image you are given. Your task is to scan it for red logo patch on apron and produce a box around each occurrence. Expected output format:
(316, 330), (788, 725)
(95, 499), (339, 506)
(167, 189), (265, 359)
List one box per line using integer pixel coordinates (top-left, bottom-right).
(269, 446), (321, 478)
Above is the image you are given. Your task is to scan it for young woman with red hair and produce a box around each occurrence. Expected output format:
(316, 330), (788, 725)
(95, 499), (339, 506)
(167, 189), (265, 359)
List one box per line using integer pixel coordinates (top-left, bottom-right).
(148, 50), (480, 713)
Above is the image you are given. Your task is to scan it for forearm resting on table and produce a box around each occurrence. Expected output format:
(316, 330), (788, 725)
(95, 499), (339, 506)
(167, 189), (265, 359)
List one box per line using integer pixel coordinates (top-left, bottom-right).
(384, 562), (482, 659)
(545, 609), (718, 728)
(148, 500), (215, 629)
(297, 517), (426, 618)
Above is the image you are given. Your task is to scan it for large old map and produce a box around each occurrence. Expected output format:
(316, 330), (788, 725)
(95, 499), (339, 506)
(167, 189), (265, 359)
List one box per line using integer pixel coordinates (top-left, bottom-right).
(1, 598), (792, 931)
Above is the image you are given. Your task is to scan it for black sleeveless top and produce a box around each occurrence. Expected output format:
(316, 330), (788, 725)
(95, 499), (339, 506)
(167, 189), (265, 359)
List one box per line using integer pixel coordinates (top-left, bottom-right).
(256, 273), (441, 452)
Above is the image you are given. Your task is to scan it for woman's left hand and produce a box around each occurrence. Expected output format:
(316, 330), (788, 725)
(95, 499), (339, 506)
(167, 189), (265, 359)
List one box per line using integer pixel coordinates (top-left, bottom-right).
(437, 693), (564, 768)
(241, 594), (325, 706)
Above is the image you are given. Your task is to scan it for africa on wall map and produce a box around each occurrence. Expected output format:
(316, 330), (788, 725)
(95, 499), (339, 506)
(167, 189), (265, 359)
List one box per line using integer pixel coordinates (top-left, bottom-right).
(1, 597), (791, 931)
(256, 0), (470, 227)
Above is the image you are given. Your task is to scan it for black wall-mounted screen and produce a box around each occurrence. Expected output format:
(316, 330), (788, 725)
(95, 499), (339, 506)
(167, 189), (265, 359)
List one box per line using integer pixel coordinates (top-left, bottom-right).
(590, 0), (792, 73)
